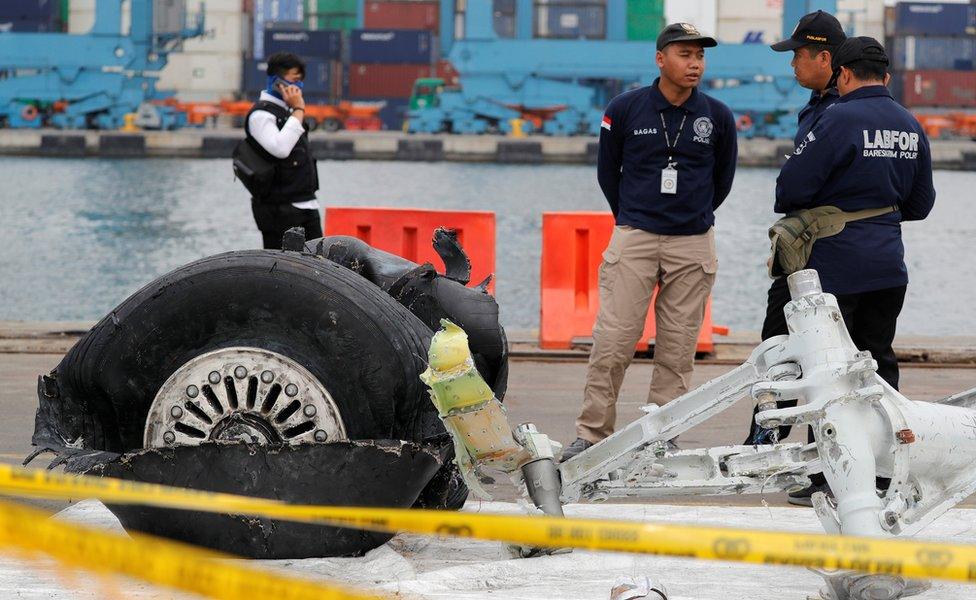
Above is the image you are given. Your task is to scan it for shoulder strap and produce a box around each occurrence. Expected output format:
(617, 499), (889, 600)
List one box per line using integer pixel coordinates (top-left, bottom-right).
(242, 101), (287, 163)
(244, 100), (291, 137)
(817, 205), (899, 229)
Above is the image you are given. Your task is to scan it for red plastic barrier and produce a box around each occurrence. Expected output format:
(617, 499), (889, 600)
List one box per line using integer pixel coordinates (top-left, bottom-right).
(324, 207), (496, 293)
(540, 212), (726, 352)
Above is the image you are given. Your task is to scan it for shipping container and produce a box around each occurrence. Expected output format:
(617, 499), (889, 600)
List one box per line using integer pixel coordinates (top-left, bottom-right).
(1, 0), (63, 31)
(891, 36), (976, 71)
(158, 52), (243, 98)
(265, 28), (343, 59)
(305, 0), (357, 31)
(626, 0), (664, 41)
(253, 0), (305, 59)
(307, 12), (357, 30)
(716, 0), (782, 20)
(307, 0), (357, 15)
(364, 1), (439, 30)
(535, 3), (606, 39)
(347, 63), (432, 98)
(68, 0), (129, 34)
(897, 70), (976, 108)
(242, 58), (340, 95)
(0, 0), (59, 21)
(350, 29), (435, 64)
(716, 18), (782, 45)
(894, 2), (976, 37)
(182, 10), (245, 55)
(190, 0), (243, 11)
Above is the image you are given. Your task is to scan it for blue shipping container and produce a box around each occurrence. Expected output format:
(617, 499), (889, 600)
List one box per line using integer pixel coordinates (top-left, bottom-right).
(0, 0), (60, 32)
(891, 36), (976, 71)
(265, 29), (343, 60)
(349, 29), (435, 65)
(536, 5), (606, 39)
(0, 0), (57, 21)
(253, 0), (305, 59)
(0, 18), (61, 32)
(242, 58), (334, 95)
(894, 3), (976, 37)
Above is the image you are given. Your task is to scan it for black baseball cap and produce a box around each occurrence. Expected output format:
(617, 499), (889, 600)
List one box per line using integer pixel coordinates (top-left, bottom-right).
(831, 36), (889, 70)
(827, 37), (888, 88)
(656, 22), (717, 51)
(771, 10), (846, 52)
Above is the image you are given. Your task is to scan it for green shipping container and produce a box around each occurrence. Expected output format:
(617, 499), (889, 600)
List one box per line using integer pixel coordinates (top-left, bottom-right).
(304, 0), (357, 30)
(627, 0), (664, 41)
(305, 12), (358, 31)
(306, 0), (357, 14)
(302, 0), (353, 30)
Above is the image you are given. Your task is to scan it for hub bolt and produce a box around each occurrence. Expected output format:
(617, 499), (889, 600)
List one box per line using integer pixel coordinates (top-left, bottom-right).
(261, 370), (274, 384)
(234, 366), (247, 379)
(170, 406), (183, 419)
(313, 429), (328, 442)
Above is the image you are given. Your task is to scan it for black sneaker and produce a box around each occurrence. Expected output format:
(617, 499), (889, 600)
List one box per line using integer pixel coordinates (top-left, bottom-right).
(561, 438), (594, 461)
(787, 481), (833, 507)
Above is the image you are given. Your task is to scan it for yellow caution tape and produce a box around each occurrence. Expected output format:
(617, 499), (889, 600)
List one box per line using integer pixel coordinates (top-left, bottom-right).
(5, 463), (976, 585)
(0, 497), (379, 600)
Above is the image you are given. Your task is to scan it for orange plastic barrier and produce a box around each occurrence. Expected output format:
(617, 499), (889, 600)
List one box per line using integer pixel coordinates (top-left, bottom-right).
(324, 207), (495, 293)
(540, 211), (727, 352)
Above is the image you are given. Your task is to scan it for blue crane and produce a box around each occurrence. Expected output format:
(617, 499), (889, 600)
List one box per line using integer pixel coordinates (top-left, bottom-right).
(407, 0), (836, 137)
(0, 0), (204, 129)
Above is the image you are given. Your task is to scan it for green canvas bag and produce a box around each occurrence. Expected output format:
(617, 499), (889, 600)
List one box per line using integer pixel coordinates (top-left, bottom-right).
(768, 205), (899, 277)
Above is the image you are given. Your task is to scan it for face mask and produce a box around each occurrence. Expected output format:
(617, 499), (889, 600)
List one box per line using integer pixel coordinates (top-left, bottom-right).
(266, 75), (304, 99)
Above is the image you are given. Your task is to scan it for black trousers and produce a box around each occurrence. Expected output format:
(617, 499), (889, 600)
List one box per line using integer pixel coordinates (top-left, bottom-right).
(745, 277), (907, 444)
(252, 201), (323, 250)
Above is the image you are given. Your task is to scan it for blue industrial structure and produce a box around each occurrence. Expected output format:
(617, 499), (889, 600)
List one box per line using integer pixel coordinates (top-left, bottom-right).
(408, 0), (836, 137)
(0, 0), (204, 129)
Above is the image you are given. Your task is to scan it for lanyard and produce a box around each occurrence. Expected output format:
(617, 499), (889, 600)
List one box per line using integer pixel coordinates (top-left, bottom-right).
(660, 111), (687, 167)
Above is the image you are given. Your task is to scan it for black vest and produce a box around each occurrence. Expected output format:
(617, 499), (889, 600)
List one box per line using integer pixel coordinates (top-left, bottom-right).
(244, 100), (318, 204)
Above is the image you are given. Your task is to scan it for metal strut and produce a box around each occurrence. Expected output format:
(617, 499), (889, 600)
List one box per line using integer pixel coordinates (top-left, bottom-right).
(422, 270), (976, 599)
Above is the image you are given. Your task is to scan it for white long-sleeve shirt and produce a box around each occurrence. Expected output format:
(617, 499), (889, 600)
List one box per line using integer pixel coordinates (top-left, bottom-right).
(247, 91), (319, 210)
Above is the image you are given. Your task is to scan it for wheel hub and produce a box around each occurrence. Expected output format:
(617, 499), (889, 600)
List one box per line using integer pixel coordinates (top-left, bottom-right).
(145, 347), (346, 447)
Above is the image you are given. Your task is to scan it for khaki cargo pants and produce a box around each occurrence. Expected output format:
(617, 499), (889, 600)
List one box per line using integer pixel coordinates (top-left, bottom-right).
(576, 225), (717, 443)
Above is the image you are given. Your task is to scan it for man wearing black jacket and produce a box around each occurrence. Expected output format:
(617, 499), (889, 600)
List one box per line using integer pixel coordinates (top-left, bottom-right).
(563, 23), (738, 461)
(245, 52), (321, 249)
(767, 37), (936, 505)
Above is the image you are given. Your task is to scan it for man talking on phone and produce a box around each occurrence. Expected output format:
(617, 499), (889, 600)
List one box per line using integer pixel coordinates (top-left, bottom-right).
(245, 52), (321, 249)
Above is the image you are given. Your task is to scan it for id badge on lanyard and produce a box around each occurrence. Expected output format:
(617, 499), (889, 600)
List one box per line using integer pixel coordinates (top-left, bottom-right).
(661, 163), (678, 195)
(660, 112), (686, 196)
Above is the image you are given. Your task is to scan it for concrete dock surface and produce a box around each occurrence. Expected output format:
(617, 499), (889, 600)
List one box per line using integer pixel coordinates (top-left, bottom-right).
(2, 128), (975, 169)
(5, 322), (976, 599)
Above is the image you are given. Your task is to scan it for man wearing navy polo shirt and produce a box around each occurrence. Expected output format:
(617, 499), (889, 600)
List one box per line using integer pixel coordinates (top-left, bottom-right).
(563, 23), (737, 460)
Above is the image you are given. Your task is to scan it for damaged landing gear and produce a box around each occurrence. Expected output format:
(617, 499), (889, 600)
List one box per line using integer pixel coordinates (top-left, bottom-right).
(424, 270), (976, 600)
(29, 229), (508, 558)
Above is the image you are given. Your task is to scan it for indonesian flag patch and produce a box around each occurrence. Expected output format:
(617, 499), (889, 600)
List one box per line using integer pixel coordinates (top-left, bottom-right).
(601, 115), (612, 131)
